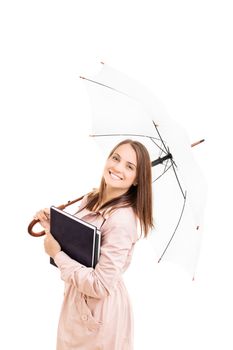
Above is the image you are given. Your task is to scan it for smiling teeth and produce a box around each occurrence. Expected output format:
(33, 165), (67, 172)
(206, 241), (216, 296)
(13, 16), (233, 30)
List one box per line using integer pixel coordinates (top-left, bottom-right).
(109, 171), (122, 180)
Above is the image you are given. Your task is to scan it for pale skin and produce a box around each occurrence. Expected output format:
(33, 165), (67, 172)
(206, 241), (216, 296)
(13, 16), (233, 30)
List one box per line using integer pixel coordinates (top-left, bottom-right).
(34, 143), (138, 259)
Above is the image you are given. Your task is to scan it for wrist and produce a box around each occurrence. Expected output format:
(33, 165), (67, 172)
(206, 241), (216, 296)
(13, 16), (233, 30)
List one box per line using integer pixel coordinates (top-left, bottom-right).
(52, 249), (61, 259)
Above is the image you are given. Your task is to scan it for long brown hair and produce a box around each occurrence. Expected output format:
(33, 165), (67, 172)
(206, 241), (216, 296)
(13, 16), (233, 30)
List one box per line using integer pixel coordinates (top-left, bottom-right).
(86, 139), (153, 237)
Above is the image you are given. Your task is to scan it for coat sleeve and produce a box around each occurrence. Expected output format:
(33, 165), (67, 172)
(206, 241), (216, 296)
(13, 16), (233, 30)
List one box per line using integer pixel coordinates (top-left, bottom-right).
(54, 208), (138, 299)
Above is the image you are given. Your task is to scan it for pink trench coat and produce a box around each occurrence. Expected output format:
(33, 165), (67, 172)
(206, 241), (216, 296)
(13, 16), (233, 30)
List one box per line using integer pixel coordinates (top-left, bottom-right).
(54, 197), (139, 350)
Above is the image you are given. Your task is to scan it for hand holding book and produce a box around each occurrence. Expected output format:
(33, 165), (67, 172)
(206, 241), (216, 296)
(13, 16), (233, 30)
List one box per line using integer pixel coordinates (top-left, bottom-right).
(44, 230), (61, 259)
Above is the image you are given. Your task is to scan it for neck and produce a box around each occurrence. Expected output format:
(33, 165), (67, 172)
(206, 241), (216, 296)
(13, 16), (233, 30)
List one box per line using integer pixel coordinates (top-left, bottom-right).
(92, 188), (119, 212)
(102, 187), (125, 204)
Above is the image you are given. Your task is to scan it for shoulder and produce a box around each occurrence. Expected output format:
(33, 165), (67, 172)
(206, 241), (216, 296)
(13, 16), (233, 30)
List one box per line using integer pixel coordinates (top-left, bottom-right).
(108, 206), (137, 223)
(103, 206), (139, 242)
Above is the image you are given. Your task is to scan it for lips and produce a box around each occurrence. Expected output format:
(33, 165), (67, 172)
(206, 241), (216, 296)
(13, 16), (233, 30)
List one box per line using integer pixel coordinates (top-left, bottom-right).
(109, 170), (123, 180)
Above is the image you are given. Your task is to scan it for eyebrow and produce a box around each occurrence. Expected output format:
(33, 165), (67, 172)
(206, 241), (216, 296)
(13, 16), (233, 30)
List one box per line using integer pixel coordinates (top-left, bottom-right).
(113, 152), (137, 168)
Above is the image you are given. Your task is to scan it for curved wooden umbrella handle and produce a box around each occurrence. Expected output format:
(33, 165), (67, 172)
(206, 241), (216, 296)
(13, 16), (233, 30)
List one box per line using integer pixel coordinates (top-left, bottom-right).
(27, 195), (85, 237)
(28, 218), (45, 237)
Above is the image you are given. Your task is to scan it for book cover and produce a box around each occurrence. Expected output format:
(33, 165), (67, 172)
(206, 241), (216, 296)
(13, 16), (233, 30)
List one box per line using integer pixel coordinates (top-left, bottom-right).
(50, 206), (100, 268)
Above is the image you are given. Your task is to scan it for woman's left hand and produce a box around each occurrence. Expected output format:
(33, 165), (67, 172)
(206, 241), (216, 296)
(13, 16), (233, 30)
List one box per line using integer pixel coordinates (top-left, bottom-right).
(44, 230), (61, 259)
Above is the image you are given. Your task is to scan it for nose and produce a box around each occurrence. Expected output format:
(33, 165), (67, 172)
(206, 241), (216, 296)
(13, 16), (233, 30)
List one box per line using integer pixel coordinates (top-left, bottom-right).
(112, 161), (124, 173)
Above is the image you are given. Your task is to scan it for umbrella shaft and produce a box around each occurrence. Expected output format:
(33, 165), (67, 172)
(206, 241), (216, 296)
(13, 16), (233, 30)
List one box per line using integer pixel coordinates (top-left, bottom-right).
(151, 153), (172, 167)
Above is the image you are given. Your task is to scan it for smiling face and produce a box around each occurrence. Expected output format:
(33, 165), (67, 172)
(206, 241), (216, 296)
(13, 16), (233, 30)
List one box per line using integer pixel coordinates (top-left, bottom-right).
(103, 143), (137, 197)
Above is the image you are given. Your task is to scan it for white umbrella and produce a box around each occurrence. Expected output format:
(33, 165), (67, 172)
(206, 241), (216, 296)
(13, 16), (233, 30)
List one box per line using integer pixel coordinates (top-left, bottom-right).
(81, 63), (207, 279)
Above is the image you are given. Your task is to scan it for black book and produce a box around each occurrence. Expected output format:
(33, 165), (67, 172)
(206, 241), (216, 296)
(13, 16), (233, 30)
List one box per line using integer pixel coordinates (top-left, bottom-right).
(50, 206), (101, 268)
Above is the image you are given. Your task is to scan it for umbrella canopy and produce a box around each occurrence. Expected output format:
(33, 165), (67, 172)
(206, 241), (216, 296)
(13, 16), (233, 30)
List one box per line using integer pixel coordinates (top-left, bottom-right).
(81, 63), (207, 278)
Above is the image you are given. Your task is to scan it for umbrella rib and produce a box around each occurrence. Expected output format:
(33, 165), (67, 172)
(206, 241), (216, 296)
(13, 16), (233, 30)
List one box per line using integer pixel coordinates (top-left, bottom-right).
(164, 158), (171, 172)
(152, 164), (172, 182)
(80, 76), (129, 96)
(90, 133), (161, 142)
(150, 137), (168, 154)
(151, 123), (186, 197)
(170, 159), (186, 199)
(152, 121), (169, 154)
(157, 191), (187, 263)
(90, 134), (167, 160)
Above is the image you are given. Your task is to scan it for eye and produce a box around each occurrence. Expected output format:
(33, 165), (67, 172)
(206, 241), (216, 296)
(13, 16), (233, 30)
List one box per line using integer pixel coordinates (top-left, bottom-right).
(127, 164), (135, 171)
(112, 155), (119, 161)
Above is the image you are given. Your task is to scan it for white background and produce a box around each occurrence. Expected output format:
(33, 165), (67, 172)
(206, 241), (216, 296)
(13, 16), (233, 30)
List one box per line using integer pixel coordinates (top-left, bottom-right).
(0, 1), (232, 349)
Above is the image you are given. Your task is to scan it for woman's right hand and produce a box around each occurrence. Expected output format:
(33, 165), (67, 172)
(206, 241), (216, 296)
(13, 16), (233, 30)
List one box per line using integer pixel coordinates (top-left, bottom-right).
(34, 208), (50, 231)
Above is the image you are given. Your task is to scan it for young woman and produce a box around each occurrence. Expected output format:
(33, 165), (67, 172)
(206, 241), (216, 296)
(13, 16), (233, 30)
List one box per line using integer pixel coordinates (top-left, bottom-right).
(35, 139), (153, 350)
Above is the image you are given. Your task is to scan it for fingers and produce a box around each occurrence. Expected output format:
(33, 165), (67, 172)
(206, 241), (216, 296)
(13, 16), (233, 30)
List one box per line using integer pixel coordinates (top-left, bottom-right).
(33, 208), (50, 230)
(44, 230), (61, 258)
(34, 208), (50, 222)
(43, 208), (50, 216)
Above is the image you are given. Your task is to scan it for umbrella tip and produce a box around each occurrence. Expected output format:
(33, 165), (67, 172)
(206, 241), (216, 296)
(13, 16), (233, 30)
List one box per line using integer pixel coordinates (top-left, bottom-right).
(100, 61), (105, 65)
(80, 76), (86, 80)
(191, 139), (205, 147)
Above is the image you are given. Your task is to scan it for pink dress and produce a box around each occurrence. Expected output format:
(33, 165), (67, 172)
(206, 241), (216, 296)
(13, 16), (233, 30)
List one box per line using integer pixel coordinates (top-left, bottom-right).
(54, 197), (138, 350)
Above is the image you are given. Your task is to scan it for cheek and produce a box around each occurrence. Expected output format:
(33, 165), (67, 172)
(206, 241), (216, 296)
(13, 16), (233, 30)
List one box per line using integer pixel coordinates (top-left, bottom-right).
(103, 160), (111, 171)
(103, 161), (113, 179)
(128, 172), (137, 183)
(104, 159), (113, 169)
